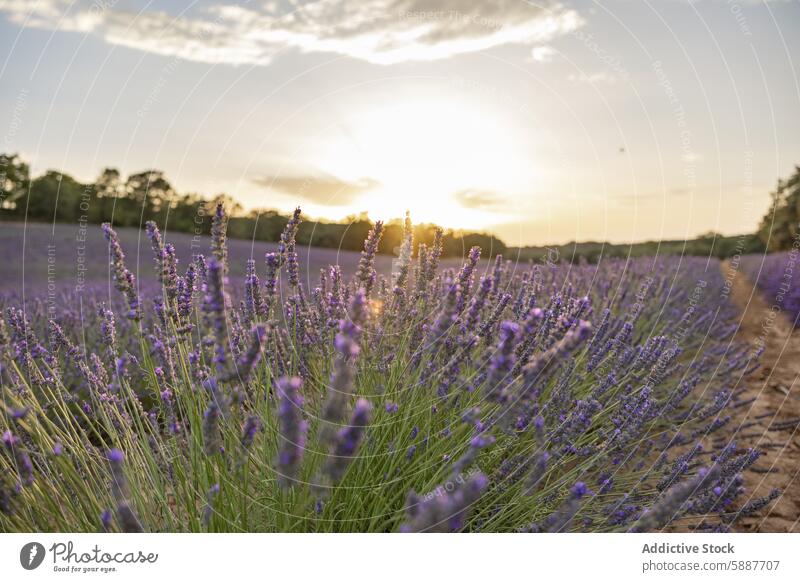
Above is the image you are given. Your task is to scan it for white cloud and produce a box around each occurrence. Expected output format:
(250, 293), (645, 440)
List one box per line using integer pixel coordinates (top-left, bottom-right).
(252, 173), (380, 206)
(0, 0), (583, 66)
(530, 45), (557, 63)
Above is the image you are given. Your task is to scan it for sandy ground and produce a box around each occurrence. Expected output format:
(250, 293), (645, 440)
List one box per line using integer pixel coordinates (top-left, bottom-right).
(724, 261), (800, 532)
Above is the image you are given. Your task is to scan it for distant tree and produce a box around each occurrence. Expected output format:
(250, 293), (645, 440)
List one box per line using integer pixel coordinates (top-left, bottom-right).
(95, 168), (123, 198)
(166, 193), (209, 234)
(28, 171), (85, 222)
(100, 170), (175, 227)
(758, 166), (800, 251)
(441, 230), (506, 259)
(0, 153), (30, 213)
(340, 218), (373, 252)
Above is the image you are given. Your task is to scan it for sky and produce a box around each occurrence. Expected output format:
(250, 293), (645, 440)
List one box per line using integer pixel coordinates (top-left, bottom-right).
(1, 0), (799, 246)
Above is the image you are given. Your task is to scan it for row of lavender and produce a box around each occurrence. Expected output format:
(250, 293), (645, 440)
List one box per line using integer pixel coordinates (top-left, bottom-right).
(0, 206), (779, 532)
(740, 251), (800, 326)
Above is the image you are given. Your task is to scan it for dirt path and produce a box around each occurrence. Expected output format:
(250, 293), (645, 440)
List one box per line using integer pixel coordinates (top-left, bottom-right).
(724, 261), (800, 532)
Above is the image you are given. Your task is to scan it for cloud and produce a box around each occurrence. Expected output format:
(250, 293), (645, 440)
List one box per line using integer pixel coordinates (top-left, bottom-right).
(0, 0), (583, 66)
(530, 45), (556, 63)
(453, 188), (505, 209)
(252, 173), (380, 206)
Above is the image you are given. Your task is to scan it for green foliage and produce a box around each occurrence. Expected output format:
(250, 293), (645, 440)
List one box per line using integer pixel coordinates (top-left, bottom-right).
(0, 151), (782, 261)
(757, 165), (800, 251)
(0, 153), (504, 259)
(0, 153), (30, 210)
(511, 233), (764, 264)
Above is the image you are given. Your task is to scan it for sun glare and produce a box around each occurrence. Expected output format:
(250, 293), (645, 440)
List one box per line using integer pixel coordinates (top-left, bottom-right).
(315, 98), (531, 229)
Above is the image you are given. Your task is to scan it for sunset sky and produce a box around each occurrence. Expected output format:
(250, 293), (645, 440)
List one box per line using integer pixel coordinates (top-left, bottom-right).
(1, 0), (799, 246)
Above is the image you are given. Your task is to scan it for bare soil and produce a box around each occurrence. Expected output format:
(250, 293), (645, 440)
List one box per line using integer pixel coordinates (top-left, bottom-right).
(724, 261), (800, 532)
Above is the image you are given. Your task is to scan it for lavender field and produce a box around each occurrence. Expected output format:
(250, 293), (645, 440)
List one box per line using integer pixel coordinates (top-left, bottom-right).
(741, 252), (800, 327)
(0, 221), (400, 294)
(0, 206), (786, 533)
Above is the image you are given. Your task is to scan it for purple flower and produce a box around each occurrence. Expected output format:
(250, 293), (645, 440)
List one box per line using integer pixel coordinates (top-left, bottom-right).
(392, 211), (414, 294)
(279, 207), (302, 288)
(319, 290), (366, 446)
(263, 252), (281, 312)
(455, 246), (481, 312)
(178, 262), (197, 318)
(100, 510), (112, 532)
(630, 466), (720, 532)
(203, 483), (221, 529)
(101, 223), (140, 319)
(211, 203), (229, 274)
(244, 259), (264, 322)
(324, 398), (372, 483)
(106, 448), (143, 532)
(204, 258), (230, 378)
(241, 415), (261, 450)
(484, 320), (519, 404)
(357, 221), (384, 297)
(276, 376), (308, 488)
(223, 324), (267, 384)
(203, 402), (222, 455)
(400, 472), (488, 532)
(2, 430), (33, 486)
(98, 305), (117, 355)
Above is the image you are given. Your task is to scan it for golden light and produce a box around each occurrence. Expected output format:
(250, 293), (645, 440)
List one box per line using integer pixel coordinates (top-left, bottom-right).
(313, 98), (532, 230)
(369, 299), (384, 317)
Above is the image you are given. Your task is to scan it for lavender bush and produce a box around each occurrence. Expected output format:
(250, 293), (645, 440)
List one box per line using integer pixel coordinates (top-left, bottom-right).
(741, 252), (800, 326)
(0, 206), (779, 532)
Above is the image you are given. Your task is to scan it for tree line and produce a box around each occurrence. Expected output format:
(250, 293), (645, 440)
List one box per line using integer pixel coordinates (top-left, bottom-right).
(0, 153), (506, 258)
(3, 151), (797, 261)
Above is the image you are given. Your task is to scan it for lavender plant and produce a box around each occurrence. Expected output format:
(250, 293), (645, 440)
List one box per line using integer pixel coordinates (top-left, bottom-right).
(741, 252), (800, 325)
(0, 206), (780, 532)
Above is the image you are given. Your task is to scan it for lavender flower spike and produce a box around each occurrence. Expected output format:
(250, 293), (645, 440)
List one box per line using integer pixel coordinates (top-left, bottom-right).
(400, 472), (488, 532)
(2, 431), (33, 486)
(324, 398), (372, 484)
(101, 223), (140, 319)
(107, 449), (144, 533)
(241, 415), (262, 450)
(263, 252), (281, 313)
(204, 258), (231, 378)
(629, 466), (720, 532)
(203, 401), (223, 455)
(276, 376), (308, 488)
(145, 220), (165, 276)
(319, 289), (367, 445)
(223, 324), (267, 384)
(393, 211), (414, 290)
(357, 221), (384, 297)
(280, 207), (302, 288)
(211, 202), (229, 274)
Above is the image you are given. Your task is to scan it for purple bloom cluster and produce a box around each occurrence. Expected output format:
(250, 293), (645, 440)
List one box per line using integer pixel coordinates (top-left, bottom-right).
(107, 449), (143, 533)
(357, 221), (384, 297)
(741, 251), (800, 325)
(276, 376), (308, 488)
(101, 223), (140, 319)
(401, 472), (489, 532)
(324, 398), (372, 483)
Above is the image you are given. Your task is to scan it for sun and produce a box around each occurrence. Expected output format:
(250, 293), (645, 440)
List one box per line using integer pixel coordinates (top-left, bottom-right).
(313, 97), (531, 229)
